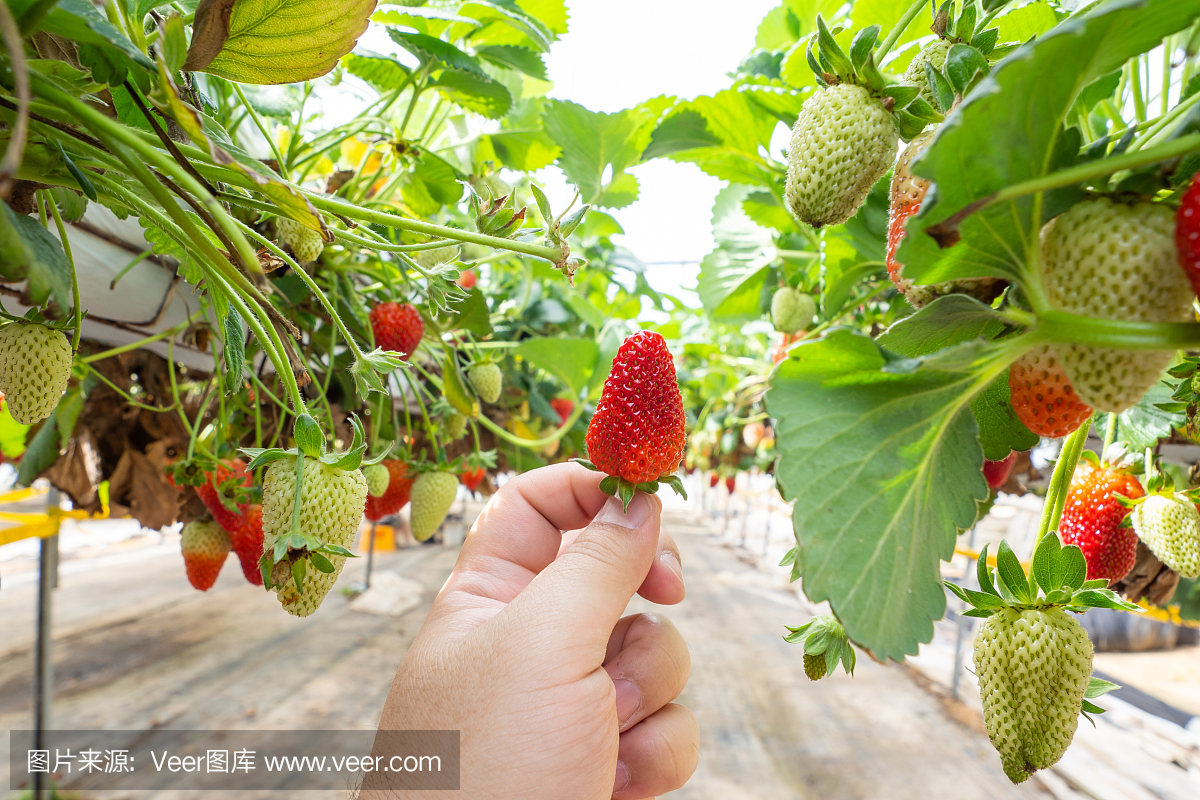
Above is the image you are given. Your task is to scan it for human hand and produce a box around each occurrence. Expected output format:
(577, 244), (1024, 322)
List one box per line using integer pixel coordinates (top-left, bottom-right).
(374, 462), (697, 799)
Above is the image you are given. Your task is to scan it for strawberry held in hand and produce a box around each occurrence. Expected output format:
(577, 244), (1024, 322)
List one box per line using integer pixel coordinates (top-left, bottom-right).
(1058, 453), (1144, 582)
(576, 330), (687, 510)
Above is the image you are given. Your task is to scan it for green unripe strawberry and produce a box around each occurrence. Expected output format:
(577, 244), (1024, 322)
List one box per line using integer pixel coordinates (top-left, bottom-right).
(975, 607), (1093, 784)
(0, 322), (73, 425)
(1130, 494), (1200, 578)
(903, 40), (951, 108)
(277, 217), (324, 264)
(770, 287), (816, 334)
(261, 456), (367, 617)
(785, 83), (898, 228)
(802, 652), (827, 681)
(468, 363), (503, 404)
(363, 463), (390, 498)
(410, 471), (458, 541)
(413, 245), (460, 269)
(1042, 198), (1195, 413)
(444, 412), (467, 441)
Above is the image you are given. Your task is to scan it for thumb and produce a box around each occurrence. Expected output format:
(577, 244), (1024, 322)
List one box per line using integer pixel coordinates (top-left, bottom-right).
(498, 492), (662, 667)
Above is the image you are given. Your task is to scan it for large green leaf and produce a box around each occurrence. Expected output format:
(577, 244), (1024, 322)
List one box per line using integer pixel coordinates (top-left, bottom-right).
(0, 201), (73, 309)
(767, 304), (1008, 660)
(457, 1), (554, 52)
(644, 89), (783, 188)
(877, 295), (1038, 461)
(898, 0), (1200, 289)
(697, 185), (775, 322)
(184, 0), (375, 84)
(541, 99), (666, 206)
(514, 337), (599, 396)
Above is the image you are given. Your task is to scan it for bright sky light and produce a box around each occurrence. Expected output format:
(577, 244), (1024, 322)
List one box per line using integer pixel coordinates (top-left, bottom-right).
(540, 0), (782, 301)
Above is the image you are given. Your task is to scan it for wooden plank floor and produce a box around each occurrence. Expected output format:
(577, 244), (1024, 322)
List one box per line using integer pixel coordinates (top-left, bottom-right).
(1, 511), (1046, 799)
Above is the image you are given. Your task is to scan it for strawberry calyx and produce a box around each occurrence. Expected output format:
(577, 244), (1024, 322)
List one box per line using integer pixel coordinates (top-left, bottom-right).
(783, 614), (856, 681)
(572, 458), (688, 512)
(807, 16), (942, 138)
(946, 538), (1138, 718)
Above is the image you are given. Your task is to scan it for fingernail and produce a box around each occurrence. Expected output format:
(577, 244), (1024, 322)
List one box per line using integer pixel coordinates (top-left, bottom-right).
(660, 549), (684, 588)
(613, 761), (631, 793)
(614, 678), (642, 728)
(594, 493), (651, 529)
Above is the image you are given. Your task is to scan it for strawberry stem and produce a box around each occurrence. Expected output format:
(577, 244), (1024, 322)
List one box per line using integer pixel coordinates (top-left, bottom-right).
(1036, 415), (1094, 545)
(877, 0), (930, 62)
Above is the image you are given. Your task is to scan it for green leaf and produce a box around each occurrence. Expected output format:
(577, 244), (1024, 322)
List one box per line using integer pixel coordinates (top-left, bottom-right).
(17, 414), (58, 488)
(0, 404), (30, 459)
(447, 289), (493, 337)
(697, 185), (775, 322)
(1068, 588), (1142, 611)
(343, 52), (412, 93)
(389, 29), (488, 76)
(977, 545), (1000, 596)
(898, 0), (1200, 290)
(457, 1), (555, 52)
(1120, 379), (1184, 451)
(766, 327), (992, 661)
(1085, 676), (1120, 699)
(514, 337), (599, 396)
(432, 71), (513, 118)
(1030, 532), (1062, 594)
(643, 91), (780, 187)
(293, 416), (325, 459)
(38, 0), (154, 86)
(996, 539), (1033, 603)
(486, 127), (561, 172)
(185, 0), (374, 84)
(222, 310), (246, 395)
(476, 45), (547, 79)
(971, 370), (1039, 461)
(542, 99), (664, 205)
(0, 201), (73, 309)
(1060, 544), (1088, 591)
(995, 0), (1059, 43)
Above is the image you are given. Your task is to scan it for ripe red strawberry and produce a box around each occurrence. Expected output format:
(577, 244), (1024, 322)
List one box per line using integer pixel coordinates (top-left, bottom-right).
(709, 473), (719, 489)
(181, 520), (231, 591)
(196, 458), (252, 533)
(983, 452), (1018, 490)
(1059, 461), (1144, 582)
(1008, 345), (1092, 438)
(550, 397), (574, 424)
(459, 466), (486, 492)
(725, 476), (736, 493)
(456, 269), (477, 289)
(364, 459), (413, 522)
(584, 331), (685, 486)
(230, 504), (265, 586)
(1176, 172), (1200, 297)
(369, 302), (424, 360)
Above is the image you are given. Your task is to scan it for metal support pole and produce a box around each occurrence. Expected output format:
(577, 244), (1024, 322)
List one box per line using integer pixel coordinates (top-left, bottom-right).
(365, 521), (377, 590)
(33, 488), (60, 800)
(950, 525), (979, 700)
